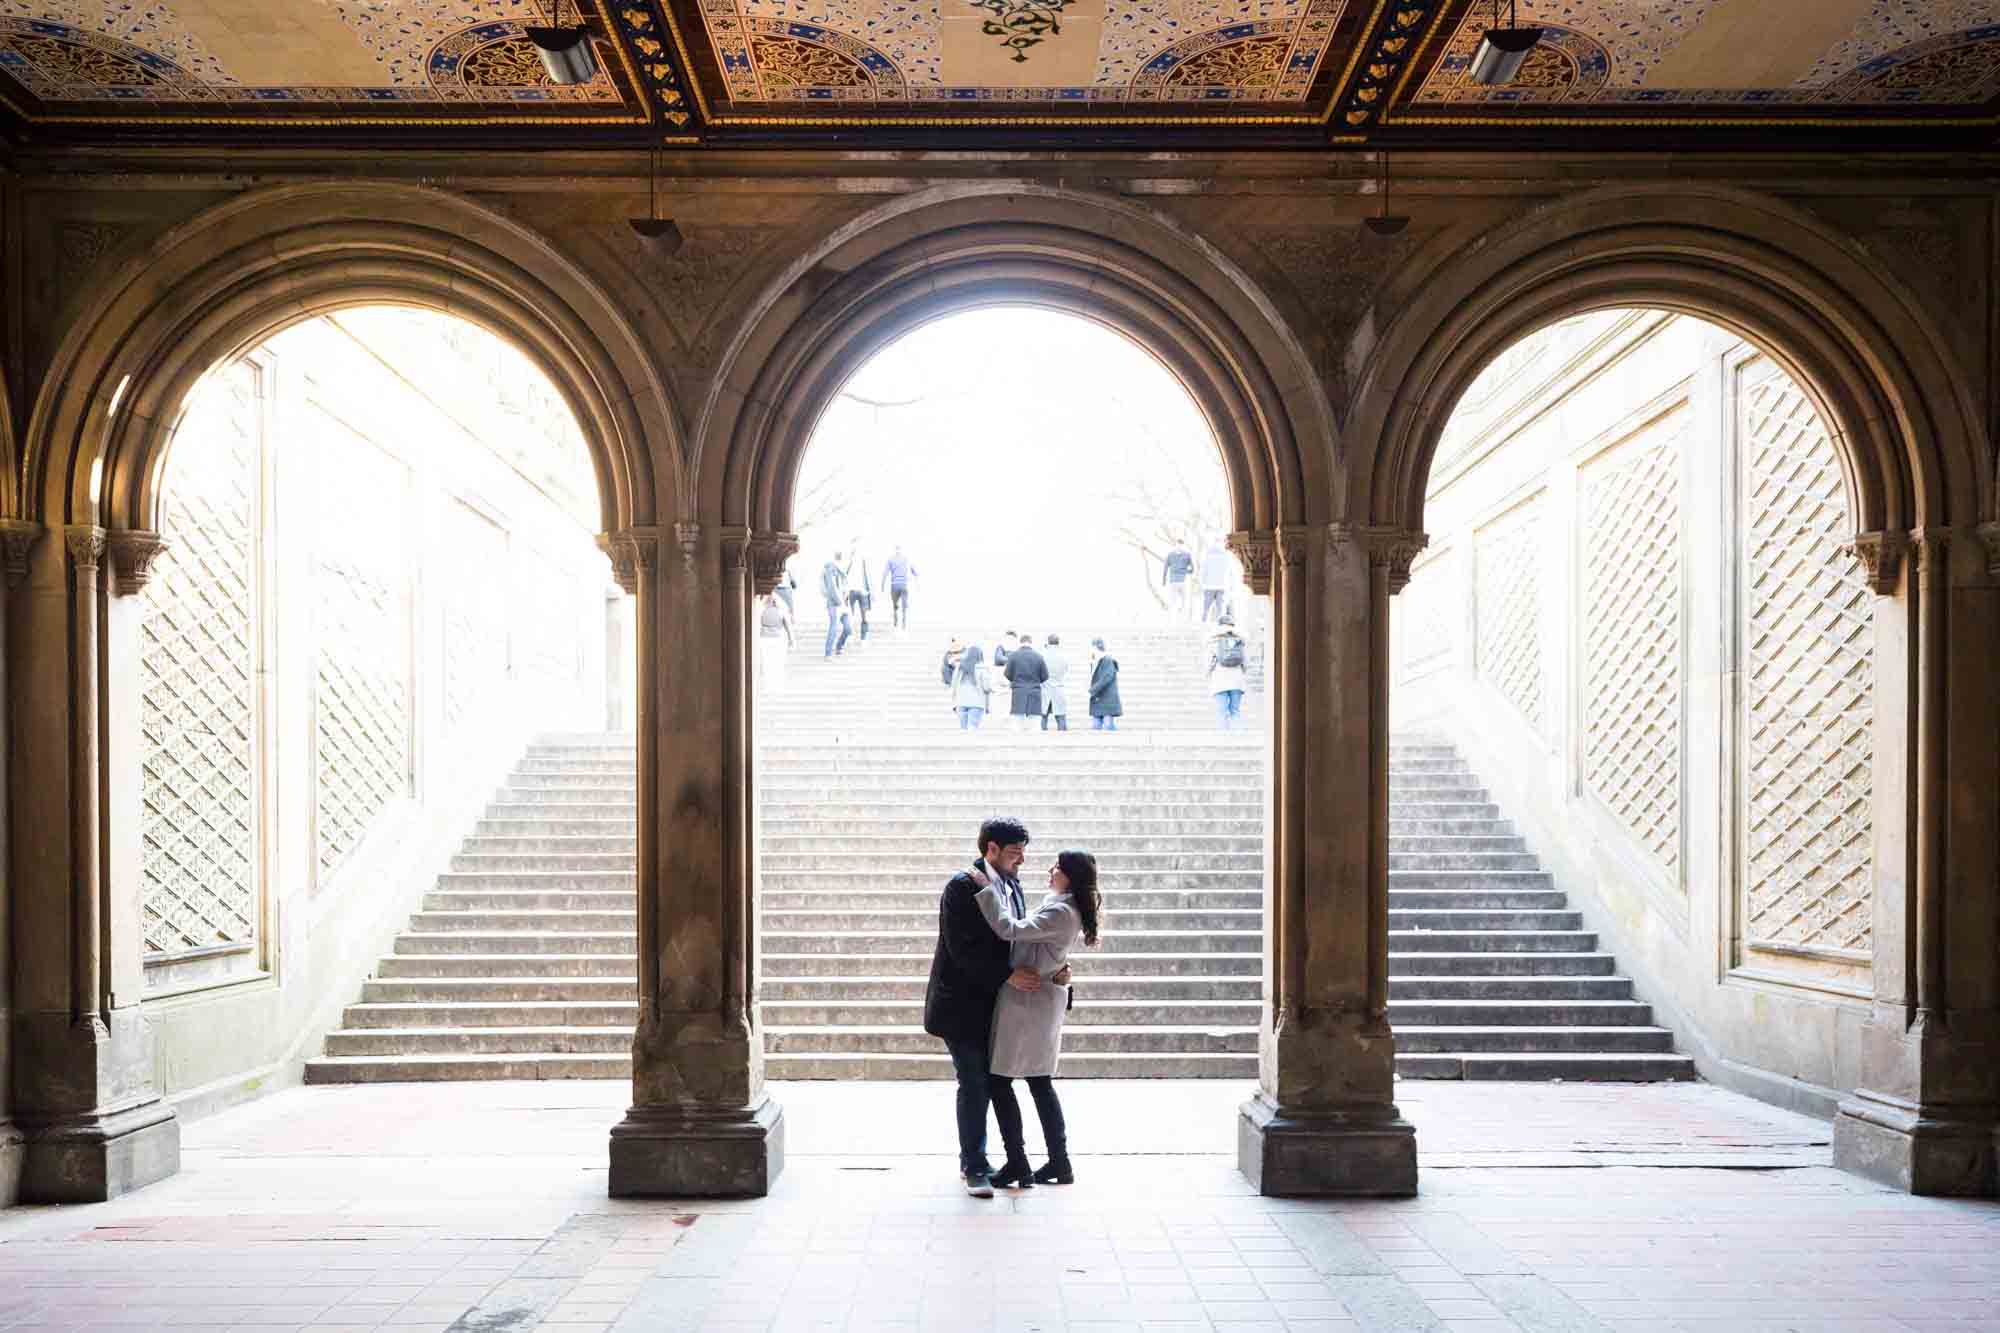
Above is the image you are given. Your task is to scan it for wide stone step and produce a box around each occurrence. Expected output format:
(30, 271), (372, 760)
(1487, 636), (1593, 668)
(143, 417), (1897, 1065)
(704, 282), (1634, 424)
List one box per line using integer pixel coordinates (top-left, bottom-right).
(1387, 889), (1567, 910)
(759, 951), (1262, 977)
(341, 1001), (637, 1028)
(763, 1052), (1256, 1079)
(1388, 999), (1653, 1026)
(757, 756), (1269, 773)
(361, 977), (637, 1002)
(515, 760), (639, 775)
(759, 780), (1267, 799)
(760, 976), (1262, 1001)
(1387, 929), (1595, 952)
(761, 929), (1261, 955)
(1386, 836), (1527, 853)
(759, 834), (1266, 855)
(378, 953), (636, 978)
(408, 910), (636, 932)
(760, 889), (1264, 911)
(1387, 871), (1553, 891)
(393, 931), (635, 956)
(434, 873), (636, 892)
(759, 806), (1264, 825)
(1388, 976), (1633, 1000)
(426, 890), (637, 912)
(450, 853), (637, 873)
(762, 870), (1262, 892)
(324, 1026), (636, 1056)
(761, 852), (1265, 873)
(460, 835), (638, 854)
(1388, 951), (1619, 976)
(1390, 909), (1581, 931)
(1387, 852), (1541, 871)
(763, 1025), (1256, 1055)
(305, 1053), (631, 1083)
(1388, 806), (1503, 825)
(496, 786), (639, 804)
(1389, 1025), (1675, 1054)
(484, 803), (635, 821)
(1395, 1053), (1697, 1081)
(504, 775), (640, 791)
(759, 999), (1259, 1027)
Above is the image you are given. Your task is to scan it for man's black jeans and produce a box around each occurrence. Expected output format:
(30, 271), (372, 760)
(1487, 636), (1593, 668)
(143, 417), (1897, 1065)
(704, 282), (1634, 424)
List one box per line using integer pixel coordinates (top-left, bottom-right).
(943, 1036), (995, 1174)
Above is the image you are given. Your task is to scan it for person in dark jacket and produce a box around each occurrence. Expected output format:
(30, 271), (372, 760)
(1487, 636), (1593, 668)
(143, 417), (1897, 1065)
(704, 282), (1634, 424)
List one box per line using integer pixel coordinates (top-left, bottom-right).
(1088, 636), (1122, 731)
(1003, 634), (1049, 733)
(923, 817), (1066, 1196)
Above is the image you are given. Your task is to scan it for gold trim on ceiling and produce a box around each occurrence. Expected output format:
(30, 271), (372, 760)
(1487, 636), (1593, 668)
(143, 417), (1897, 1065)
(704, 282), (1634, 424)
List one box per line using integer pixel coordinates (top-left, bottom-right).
(1319, 0), (1392, 125)
(1383, 112), (2000, 128)
(709, 113), (1322, 126)
(1385, 0), (1452, 106)
(653, 0), (713, 124)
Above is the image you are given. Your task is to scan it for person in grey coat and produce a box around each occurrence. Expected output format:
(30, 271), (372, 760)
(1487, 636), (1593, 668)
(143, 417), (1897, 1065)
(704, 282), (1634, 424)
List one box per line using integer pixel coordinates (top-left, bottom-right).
(1039, 633), (1070, 732)
(972, 849), (1101, 1186)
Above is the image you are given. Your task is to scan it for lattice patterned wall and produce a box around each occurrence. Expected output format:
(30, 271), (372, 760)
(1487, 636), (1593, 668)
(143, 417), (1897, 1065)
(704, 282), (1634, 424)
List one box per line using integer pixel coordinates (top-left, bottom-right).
(442, 501), (511, 732)
(1475, 498), (1545, 732)
(1581, 408), (1686, 879)
(314, 434), (412, 876)
(139, 361), (261, 958)
(1739, 357), (1876, 958)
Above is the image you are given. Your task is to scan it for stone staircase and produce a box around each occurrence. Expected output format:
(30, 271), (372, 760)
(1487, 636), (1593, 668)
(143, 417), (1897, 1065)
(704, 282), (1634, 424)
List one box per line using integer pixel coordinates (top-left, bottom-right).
(305, 628), (1692, 1083)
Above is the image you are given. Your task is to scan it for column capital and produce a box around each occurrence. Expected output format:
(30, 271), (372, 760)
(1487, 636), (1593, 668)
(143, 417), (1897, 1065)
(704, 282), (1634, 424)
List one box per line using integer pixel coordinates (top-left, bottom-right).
(105, 529), (166, 597)
(0, 517), (40, 588)
(1224, 529), (1275, 594)
(1846, 529), (1908, 594)
(673, 520), (701, 570)
(1976, 521), (2000, 579)
(1908, 525), (1951, 576)
(750, 532), (800, 596)
(1328, 523), (1428, 594)
(718, 524), (752, 575)
(63, 524), (107, 572)
(600, 525), (662, 595)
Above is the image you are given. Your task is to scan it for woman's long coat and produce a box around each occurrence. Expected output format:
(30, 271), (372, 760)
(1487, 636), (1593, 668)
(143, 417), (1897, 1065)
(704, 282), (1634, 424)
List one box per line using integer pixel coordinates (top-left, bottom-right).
(976, 887), (1081, 1077)
(1089, 655), (1123, 718)
(1042, 649), (1070, 717)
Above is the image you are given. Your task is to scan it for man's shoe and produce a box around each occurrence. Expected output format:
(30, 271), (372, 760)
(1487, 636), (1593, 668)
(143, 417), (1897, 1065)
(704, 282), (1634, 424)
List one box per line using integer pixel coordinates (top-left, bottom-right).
(1031, 1160), (1074, 1185)
(962, 1168), (994, 1198)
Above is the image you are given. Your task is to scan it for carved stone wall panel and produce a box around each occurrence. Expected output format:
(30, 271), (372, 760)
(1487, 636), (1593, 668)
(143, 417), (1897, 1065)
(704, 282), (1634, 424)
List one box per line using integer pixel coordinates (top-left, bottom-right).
(1581, 406), (1686, 881)
(1474, 497), (1545, 733)
(138, 359), (260, 957)
(442, 500), (510, 733)
(313, 433), (412, 878)
(1738, 355), (1875, 959)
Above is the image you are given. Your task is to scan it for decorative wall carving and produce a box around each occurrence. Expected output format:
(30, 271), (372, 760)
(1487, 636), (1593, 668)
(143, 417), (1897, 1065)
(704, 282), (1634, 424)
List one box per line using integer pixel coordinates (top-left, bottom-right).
(57, 219), (131, 298)
(622, 224), (790, 358)
(1847, 529), (1907, 594)
(64, 523), (107, 571)
(139, 362), (258, 958)
(1738, 356), (1875, 960)
(0, 518), (39, 587)
(1225, 529), (1275, 594)
(107, 528), (166, 596)
(749, 532), (800, 595)
(1581, 407), (1685, 880)
(1331, 523), (1427, 594)
(1474, 497), (1545, 734)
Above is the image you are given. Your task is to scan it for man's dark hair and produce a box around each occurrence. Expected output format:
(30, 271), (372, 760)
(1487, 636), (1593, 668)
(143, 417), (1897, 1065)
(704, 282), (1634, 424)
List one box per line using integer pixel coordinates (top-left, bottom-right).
(1047, 634), (1061, 646)
(977, 816), (1030, 858)
(1021, 635), (1035, 646)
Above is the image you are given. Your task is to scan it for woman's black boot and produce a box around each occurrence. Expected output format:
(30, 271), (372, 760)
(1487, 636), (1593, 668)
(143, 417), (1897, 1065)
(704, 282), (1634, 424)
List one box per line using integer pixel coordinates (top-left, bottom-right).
(1031, 1157), (1073, 1185)
(991, 1156), (1036, 1189)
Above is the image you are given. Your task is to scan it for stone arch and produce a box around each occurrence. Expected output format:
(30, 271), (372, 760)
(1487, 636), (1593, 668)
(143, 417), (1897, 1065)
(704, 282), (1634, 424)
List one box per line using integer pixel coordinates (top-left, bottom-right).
(697, 184), (1335, 544)
(24, 181), (671, 543)
(1350, 183), (1988, 539)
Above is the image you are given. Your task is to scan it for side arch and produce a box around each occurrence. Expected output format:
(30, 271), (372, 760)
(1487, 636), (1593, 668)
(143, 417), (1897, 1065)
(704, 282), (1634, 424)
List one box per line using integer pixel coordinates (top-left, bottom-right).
(1349, 183), (1988, 537)
(695, 185), (1336, 539)
(24, 181), (673, 540)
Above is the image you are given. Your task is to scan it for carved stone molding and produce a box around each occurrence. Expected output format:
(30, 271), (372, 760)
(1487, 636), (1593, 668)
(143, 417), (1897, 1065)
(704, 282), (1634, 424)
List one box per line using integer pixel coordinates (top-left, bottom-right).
(1847, 530), (1908, 595)
(0, 519), (40, 588)
(719, 525), (752, 576)
(1909, 526), (1950, 577)
(1977, 521), (2000, 579)
(674, 521), (701, 570)
(1330, 524), (1429, 594)
(1275, 524), (1313, 569)
(601, 526), (662, 595)
(64, 525), (107, 573)
(105, 529), (167, 597)
(750, 532), (801, 597)
(1225, 530), (1275, 595)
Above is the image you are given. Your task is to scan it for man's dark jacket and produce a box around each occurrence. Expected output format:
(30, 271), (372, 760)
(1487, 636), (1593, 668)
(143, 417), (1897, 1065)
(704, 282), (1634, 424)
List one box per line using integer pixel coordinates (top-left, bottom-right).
(1003, 645), (1049, 716)
(923, 861), (1014, 1044)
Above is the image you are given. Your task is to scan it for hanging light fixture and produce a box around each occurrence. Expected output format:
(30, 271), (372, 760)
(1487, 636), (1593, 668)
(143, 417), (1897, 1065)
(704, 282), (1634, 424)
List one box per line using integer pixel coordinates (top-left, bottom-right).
(527, 0), (599, 85)
(1469, 0), (1543, 85)
(1363, 152), (1409, 237)
(629, 145), (685, 252)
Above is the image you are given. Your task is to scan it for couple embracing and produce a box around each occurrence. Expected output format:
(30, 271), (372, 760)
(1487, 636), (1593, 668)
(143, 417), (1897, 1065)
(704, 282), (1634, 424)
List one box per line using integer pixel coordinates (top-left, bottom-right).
(922, 816), (1103, 1197)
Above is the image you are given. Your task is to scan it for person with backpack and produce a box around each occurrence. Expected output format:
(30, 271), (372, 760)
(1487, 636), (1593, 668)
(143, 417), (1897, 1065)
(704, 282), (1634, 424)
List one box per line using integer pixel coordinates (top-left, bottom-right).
(1207, 617), (1248, 731)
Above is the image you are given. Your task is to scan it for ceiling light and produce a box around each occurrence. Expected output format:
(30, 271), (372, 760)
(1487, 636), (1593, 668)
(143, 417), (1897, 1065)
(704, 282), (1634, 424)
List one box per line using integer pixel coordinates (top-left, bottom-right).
(1364, 152), (1409, 237)
(630, 148), (684, 253)
(527, 1), (598, 85)
(1469, 1), (1542, 85)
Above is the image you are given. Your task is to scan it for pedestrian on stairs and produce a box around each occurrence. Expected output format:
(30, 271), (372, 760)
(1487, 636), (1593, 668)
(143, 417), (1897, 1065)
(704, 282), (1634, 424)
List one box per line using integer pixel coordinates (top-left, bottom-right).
(1088, 637), (1122, 731)
(970, 848), (1099, 1189)
(952, 643), (993, 729)
(1207, 617), (1248, 731)
(1199, 542), (1236, 623)
(1040, 634), (1070, 732)
(820, 553), (850, 658)
(757, 593), (792, 696)
(843, 546), (875, 643)
(882, 544), (918, 629)
(922, 818), (1069, 1198)
(1004, 634), (1049, 733)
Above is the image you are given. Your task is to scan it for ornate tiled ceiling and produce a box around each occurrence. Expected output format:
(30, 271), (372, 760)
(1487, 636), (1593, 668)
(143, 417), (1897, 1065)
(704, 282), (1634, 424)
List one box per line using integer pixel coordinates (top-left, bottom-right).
(2, 0), (1999, 143)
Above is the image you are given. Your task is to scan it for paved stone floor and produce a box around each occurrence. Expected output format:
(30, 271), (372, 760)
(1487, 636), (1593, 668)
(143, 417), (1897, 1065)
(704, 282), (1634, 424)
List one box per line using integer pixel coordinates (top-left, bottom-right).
(2, 1080), (1995, 1332)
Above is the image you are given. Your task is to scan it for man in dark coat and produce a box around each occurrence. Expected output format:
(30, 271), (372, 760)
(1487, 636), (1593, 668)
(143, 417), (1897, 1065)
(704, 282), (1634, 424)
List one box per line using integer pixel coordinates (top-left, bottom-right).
(924, 817), (1065, 1196)
(1003, 634), (1049, 733)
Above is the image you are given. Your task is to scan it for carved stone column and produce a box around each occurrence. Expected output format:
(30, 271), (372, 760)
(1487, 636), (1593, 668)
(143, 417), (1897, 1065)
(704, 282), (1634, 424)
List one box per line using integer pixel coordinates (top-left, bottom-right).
(607, 522), (784, 1197)
(7, 525), (178, 1202)
(1234, 523), (1419, 1196)
(1835, 526), (2000, 1196)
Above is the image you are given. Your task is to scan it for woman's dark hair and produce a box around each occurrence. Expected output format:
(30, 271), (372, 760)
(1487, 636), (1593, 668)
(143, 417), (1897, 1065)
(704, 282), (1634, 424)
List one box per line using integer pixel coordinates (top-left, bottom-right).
(1046, 633), (1061, 646)
(977, 816), (1031, 858)
(1091, 636), (1106, 651)
(1058, 850), (1101, 947)
(956, 643), (984, 679)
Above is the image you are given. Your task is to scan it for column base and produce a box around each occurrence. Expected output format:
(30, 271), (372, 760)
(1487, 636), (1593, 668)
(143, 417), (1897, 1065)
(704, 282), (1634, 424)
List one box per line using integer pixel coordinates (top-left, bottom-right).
(1238, 1093), (1417, 1197)
(608, 1097), (784, 1198)
(0, 1119), (24, 1207)
(1833, 1090), (1998, 1197)
(19, 1100), (180, 1203)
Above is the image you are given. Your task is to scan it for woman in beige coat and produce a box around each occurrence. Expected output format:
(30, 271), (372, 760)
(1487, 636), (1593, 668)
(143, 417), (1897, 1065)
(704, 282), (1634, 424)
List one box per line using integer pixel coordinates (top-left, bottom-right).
(973, 849), (1101, 1187)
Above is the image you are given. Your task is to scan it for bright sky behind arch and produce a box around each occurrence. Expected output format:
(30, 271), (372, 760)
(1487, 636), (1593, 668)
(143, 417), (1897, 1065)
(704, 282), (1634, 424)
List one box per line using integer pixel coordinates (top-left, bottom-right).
(793, 306), (1230, 631)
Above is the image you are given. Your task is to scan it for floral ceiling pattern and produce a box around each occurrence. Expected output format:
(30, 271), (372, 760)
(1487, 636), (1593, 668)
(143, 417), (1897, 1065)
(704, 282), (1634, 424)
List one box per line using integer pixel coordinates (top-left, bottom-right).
(0, 0), (1997, 137)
